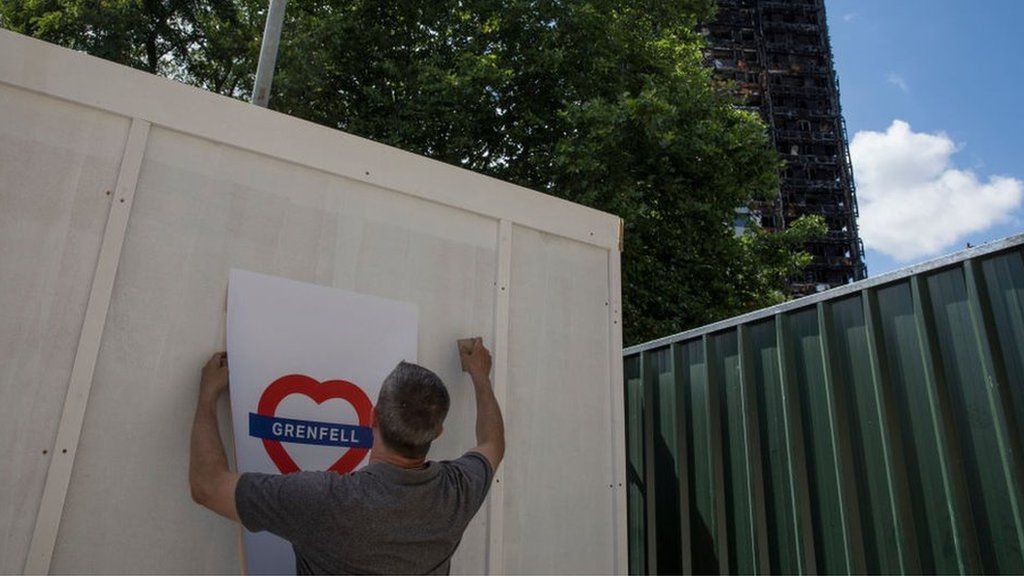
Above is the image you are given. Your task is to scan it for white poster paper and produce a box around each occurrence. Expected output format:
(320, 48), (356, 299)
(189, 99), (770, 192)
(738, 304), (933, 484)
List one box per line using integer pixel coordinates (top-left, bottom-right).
(227, 269), (418, 574)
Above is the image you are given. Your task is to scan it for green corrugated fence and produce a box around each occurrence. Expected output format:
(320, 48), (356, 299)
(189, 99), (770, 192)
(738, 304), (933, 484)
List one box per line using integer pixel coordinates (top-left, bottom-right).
(624, 234), (1024, 574)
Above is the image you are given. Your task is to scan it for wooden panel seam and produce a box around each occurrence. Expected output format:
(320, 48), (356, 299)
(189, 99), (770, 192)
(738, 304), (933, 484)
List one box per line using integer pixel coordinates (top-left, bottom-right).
(487, 219), (512, 575)
(24, 118), (151, 574)
(608, 249), (628, 575)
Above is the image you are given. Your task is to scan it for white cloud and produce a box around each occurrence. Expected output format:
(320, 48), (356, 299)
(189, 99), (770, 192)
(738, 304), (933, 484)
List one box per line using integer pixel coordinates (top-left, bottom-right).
(843, 12), (859, 22)
(851, 120), (1023, 262)
(886, 72), (909, 93)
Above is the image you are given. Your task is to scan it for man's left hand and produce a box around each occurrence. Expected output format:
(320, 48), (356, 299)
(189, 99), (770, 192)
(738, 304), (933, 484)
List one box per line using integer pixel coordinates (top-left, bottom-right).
(200, 352), (229, 403)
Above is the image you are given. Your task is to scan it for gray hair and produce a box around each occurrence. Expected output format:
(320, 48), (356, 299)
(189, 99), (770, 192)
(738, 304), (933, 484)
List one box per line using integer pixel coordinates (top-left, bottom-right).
(375, 361), (450, 459)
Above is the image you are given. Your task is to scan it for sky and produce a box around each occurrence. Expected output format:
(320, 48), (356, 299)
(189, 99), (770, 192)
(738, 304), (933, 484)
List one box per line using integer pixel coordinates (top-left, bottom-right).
(825, 0), (1024, 275)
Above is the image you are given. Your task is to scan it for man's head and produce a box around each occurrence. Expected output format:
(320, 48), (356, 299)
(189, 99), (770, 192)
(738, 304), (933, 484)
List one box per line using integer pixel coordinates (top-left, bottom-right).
(373, 361), (450, 459)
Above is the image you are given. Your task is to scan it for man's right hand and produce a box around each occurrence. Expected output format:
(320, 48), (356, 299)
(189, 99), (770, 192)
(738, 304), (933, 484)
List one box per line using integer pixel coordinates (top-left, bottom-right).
(200, 352), (230, 404)
(457, 337), (504, 471)
(459, 338), (492, 381)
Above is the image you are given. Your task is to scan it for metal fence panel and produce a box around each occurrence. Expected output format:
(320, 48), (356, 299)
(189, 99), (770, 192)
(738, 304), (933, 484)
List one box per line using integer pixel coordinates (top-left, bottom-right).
(624, 235), (1024, 574)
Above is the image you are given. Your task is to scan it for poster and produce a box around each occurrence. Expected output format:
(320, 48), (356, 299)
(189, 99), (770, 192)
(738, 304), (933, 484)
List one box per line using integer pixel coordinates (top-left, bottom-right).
(227, 269), (418, 574)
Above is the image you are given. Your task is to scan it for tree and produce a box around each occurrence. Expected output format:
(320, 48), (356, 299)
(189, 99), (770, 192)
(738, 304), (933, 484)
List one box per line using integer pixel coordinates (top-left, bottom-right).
(1, 0), (820, 345)
(0, 0), (260, 94)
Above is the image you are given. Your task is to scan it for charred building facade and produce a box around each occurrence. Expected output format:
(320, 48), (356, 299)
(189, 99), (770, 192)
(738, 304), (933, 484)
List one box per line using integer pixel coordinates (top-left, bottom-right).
(706, 0), (867, 291)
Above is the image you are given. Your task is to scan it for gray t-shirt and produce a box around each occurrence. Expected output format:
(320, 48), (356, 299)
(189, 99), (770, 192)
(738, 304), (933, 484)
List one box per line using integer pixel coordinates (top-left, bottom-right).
(235, 452), (493, 574)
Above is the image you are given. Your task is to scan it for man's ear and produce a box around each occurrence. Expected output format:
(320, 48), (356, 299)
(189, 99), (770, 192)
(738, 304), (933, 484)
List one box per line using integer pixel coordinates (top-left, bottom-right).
(435, 424), (444, 439)
(371, 406), (378, 428)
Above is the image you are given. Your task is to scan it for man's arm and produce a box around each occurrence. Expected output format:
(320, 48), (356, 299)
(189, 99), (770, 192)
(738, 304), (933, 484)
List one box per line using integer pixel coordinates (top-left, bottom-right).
(459, 339), (505, 471)
(189, 352), (240, 522)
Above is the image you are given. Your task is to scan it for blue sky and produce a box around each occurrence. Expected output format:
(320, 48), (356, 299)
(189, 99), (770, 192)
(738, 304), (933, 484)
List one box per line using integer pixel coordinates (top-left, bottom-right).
(826, 0), (1024, 275)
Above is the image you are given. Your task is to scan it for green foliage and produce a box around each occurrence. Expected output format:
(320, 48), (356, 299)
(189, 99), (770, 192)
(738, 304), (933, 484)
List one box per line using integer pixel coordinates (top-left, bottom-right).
(738, 214), (828, 305)
(1, 0), (823, 345)
(0, 0), (261, 93)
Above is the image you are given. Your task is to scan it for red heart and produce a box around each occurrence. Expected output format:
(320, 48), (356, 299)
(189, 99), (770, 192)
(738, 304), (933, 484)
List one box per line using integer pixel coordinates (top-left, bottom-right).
(257, 374), (374, 474)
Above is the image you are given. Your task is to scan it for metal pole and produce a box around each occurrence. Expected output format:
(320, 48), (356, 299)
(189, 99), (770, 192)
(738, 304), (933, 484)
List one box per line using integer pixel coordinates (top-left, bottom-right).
(251, 0), (288, 107)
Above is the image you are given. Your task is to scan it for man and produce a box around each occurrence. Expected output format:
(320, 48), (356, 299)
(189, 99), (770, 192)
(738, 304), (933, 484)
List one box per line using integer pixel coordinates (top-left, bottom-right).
(189, 339), (504, 574)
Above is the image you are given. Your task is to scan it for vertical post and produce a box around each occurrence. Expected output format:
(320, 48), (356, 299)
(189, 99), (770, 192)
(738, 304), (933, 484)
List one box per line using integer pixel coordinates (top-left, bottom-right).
(251, 0), (288, 107)
(609, 247), (628, 575)
(909, 275), (982, 573)
(25, 119), (151, 573)
(486, 220), (512, 574)
(737, 325), (771, 574)
(816, 302), (866, 574)
(861, 288), (920, 574)
(774, 313), (817, 574)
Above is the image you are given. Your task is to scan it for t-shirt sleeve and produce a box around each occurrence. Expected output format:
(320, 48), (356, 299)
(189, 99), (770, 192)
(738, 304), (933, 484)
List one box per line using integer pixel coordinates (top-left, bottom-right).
(448, 451), (494, 515)
(235, 471), (333, 543)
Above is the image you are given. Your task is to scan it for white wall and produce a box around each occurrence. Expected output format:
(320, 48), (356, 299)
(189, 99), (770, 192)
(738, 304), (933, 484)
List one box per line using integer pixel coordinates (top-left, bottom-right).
(0, 29), (626, 574)
(0, 82), (131, 575)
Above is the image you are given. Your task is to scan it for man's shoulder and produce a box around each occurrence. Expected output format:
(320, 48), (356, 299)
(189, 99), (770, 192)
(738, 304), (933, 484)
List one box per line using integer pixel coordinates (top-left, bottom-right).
(437, 451), (494, 487)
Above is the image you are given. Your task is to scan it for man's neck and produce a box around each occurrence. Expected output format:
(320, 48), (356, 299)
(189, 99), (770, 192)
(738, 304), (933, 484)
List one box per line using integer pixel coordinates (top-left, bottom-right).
(368, 443), (427, 470)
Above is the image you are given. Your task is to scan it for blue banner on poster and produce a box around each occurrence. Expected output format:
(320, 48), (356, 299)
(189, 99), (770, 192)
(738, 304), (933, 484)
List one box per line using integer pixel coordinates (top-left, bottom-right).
(249, 413), (373, 448)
